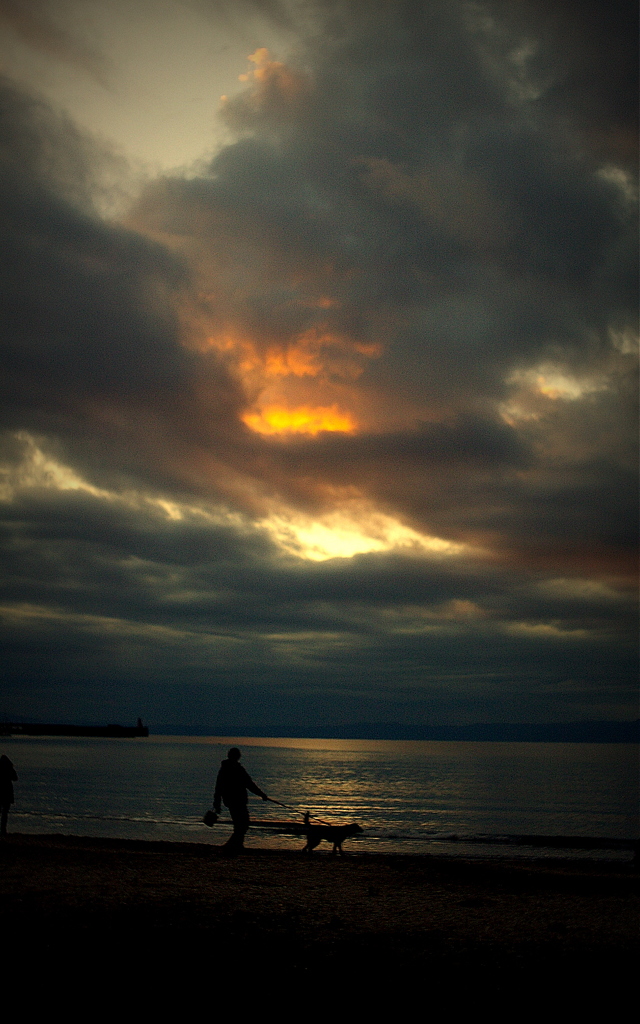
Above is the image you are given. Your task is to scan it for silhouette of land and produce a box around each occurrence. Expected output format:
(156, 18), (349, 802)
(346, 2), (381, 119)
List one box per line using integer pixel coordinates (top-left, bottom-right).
(0, 720), (148, 737)
(1, 835), (637, 1011)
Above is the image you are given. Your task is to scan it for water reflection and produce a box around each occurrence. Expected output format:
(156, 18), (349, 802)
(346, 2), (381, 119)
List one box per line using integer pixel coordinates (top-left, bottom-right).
(3, 735), (637, 858)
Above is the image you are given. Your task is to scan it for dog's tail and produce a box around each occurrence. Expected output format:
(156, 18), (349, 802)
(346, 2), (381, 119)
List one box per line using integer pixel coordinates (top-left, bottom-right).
(303, 810), (311, 829)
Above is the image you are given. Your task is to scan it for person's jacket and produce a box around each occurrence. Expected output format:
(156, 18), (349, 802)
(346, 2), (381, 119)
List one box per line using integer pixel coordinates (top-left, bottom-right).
(0, 756), (17, 805)
(214, 759), (266, 809)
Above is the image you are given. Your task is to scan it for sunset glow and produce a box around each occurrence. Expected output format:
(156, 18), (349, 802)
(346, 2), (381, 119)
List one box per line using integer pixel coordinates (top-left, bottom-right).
(207, 329), (380, 384)
(242, 405), (357, 436)
(261, 511), (468, 561)
(237, 48), (305, 99)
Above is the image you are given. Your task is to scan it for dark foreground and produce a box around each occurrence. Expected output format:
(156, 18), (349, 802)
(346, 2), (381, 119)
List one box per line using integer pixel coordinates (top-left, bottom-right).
(1, 834), (637, 1013)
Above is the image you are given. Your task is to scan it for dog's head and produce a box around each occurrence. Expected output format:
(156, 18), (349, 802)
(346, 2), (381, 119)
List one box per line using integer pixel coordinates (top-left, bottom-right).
(347, 823), (364, 836)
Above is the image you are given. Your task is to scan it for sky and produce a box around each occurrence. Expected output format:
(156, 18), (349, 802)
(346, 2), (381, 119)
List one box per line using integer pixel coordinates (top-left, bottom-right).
(0, 0), (637, 732)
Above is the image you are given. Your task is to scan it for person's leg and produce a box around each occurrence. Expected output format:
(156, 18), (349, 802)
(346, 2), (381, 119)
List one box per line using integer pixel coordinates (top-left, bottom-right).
(0, 803), (8, 836)
(225, 803), (249, 850)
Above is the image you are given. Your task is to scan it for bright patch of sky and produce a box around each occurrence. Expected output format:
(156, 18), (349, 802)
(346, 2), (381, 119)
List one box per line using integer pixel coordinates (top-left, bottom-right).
(259, 509), (469, 561)
(2, 433), (467, 564)
(0, 0), (292, 171)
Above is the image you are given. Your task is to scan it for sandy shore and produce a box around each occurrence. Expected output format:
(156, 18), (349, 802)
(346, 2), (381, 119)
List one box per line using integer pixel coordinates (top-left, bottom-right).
(1, 834), (637, 1010)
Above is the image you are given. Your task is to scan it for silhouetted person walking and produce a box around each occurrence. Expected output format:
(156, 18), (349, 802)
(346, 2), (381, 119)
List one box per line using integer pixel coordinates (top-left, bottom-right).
(213, 747), (268, 853)
(0, 754), (17, 836)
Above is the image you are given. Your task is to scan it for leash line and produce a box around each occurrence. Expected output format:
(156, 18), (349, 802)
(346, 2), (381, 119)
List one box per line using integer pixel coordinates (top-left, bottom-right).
(265, 797), (332, 825)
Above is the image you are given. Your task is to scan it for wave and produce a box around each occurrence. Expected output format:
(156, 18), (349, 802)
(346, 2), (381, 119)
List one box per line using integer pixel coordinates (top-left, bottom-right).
(13, 810), (637, 854)
(363, 830), (637, 851)
(14, 809), (202, 827)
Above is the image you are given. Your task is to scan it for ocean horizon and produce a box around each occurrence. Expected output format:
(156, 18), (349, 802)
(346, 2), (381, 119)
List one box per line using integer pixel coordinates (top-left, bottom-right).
(4, 719), (639, 742)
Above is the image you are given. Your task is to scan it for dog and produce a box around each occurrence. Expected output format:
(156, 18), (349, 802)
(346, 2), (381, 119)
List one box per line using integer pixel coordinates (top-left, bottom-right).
(302, 811), (363, 855)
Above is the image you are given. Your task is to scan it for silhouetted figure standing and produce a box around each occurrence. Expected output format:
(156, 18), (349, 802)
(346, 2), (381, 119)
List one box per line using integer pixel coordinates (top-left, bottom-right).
(213, 747), (268, 853)
(0, 754), (17, 836)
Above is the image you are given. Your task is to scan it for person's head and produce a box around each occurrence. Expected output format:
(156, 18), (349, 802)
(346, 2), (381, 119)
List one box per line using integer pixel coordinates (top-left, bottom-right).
(227, 747), (241, 761)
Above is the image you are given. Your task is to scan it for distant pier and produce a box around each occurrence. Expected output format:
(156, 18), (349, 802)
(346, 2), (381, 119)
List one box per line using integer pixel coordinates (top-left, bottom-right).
(0, 719), (149, 738)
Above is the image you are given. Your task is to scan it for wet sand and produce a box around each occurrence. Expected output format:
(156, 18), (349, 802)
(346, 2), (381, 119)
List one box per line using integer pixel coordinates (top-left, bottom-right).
(1, 834), (637, 1011)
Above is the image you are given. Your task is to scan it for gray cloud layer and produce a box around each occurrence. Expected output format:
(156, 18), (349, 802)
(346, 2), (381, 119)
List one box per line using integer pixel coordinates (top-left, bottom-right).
(0, 0), (637, 729)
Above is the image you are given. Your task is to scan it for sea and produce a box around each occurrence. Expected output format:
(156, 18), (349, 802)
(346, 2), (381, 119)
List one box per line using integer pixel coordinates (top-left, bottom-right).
(2, 735), (638, 861)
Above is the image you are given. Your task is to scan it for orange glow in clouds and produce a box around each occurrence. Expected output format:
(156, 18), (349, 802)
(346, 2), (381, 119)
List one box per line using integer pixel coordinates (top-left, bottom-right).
(242, 405), (357, 436)
(206, 329), (378, 382)
(234, 48), (308, 102)
(205, 329), (377, 437)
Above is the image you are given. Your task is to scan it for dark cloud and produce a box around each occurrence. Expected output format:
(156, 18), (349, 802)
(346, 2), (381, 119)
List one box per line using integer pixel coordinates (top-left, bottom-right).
(0, 76), (246, 495)
(0, 1), (636, 728)
(1, 482), (636, 726)
(483, 0), (639, 169)
(138, 2), (636, 402)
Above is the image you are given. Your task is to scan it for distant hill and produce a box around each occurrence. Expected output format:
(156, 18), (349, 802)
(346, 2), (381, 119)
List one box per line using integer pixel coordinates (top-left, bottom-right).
(154, 720), (640, 742)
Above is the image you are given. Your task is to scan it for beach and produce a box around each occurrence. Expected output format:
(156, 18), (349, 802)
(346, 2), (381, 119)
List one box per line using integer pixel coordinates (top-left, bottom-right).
(1, 834), (637, 1011)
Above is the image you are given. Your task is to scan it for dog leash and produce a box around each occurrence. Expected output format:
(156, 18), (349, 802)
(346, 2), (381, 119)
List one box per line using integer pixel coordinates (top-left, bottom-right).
(266, 797), (332, 826)
(204, 796), (333, 827)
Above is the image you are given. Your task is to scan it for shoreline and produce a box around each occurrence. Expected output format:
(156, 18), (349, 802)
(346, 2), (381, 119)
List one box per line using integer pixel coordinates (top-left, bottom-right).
(2, 833), (637, 1006)
(3, 829), (638, 857)
(8, 818), (638, 862)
